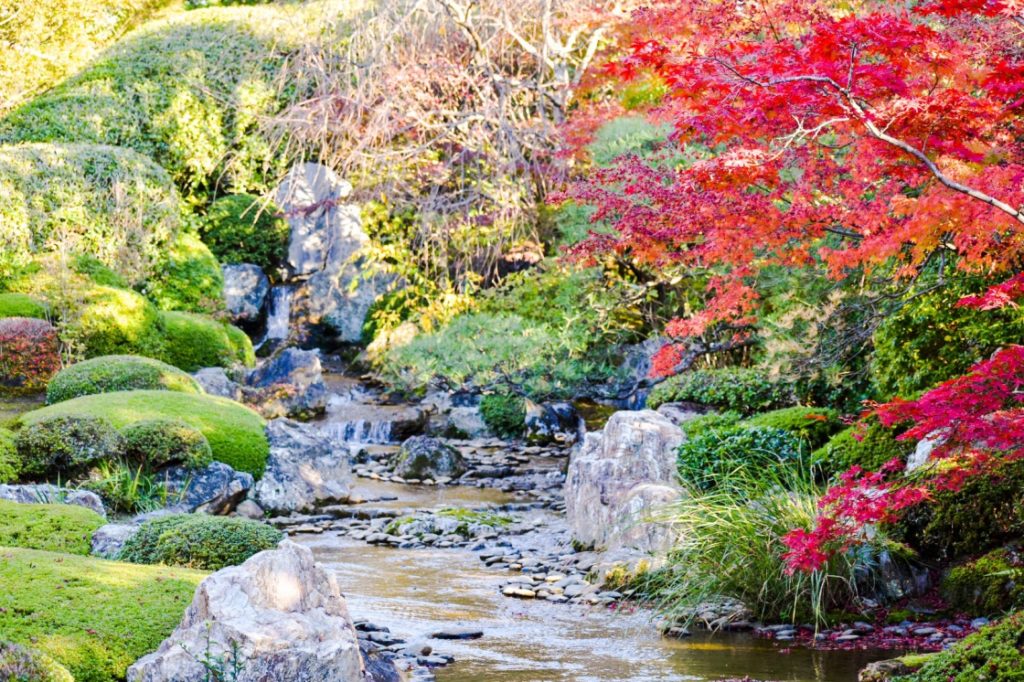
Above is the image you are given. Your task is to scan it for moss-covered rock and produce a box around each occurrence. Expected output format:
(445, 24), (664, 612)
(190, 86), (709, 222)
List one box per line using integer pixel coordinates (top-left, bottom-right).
(158, 310), (254, 371)
(15, 414), (125, 478)
(942, 548), (1024, 616)
(0, 499), (106, 555)
(812, 417), (916, 476)
(20, 390), (269, 477)
(46, 355), (203, 404)
(0, 293), (48, 319)
(897, 612), (1024, 681)
(121, 418), (213, 469)
(0, 547), (205, 682)
(118, 513), (282, 569)
(200, 193), (289, 272)
(0, 640), (74, 682)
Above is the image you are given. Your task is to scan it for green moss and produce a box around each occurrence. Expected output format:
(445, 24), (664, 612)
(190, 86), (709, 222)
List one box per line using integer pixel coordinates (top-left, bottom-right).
(811, 417), (916, 477)
(0, 500), (106, 555)
(0, 143), (180, 284)
(676, 424), (804, 488)
(75, 285), (165, 359)
(0, 293), (47, 320)
(680, 411), (742, 438)
(144, 231), (224, 313)
(0, 640), (74, 682)
(121, 418), (213, 469)
(200, 194), (288, 272)
(480, 393), (526, 438)
(19, 390), (268, 477)
(647, 368), (796, 415)
(158, 310), (254, 371)
(436, 507), (513, 529)
(15, 415), (125, 478)
(119, 513), (282, 570)
(941, 548), (1024, 616)
(0, 427), (18, 483)
(0, 547), (205, 682)
(47, 355), (203, 404)
(897, 612), (1024, 681)
(745, 406), (842, 451)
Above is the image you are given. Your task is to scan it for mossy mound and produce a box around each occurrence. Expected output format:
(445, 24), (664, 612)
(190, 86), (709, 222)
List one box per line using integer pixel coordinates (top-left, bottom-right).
(158, 310), (254, 371)
(47, 355), (203, 404)
(897, 612), (1024, 681)
(0, 293), (48, 319)
(19, 390), (269, 477)
(16, 414), (125, 478)
(744, 406), (842, 451)
(143, 231), (224, 313)
(121, 418), (213, 469)
(0, 547), (205, 682)
(119, 513), (282, 570)
(942, 548), (1024, 616)
(0, 500), (106, 555)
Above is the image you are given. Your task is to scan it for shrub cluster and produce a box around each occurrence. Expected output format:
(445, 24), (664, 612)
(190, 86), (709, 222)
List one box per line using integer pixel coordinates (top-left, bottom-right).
(480, 393), (526, 438)
(75, 285), (165, 359)
(0, 293), (48, 319)
(811, 418), (916, 476)
(119, 513), (282, 570)
(159, 310), (255, 372)
(676, 425), (804, 488)
(0, 641), (73, 682)
(0, 317), (60, 395)
(143, 232), (224, 313)
(122, 418), (213, 469)
(940, 547), (1024, 615)
(745, 406), (841, 451)
(0, 428), (18, 483)
(15, 414), (125, 478)
(647, 368), (796, 414)
(46, 355), (203, 404)
(0, 499), (106, 555)
(20, 390), (270, 477)
(200, 194), (289, 272)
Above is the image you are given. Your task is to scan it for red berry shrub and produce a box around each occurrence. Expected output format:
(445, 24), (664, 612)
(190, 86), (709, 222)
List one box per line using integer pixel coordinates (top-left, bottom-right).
(0, 317), (60, 395)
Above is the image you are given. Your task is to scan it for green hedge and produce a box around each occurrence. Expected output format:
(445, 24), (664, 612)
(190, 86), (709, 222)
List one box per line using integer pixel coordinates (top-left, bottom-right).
(647, 368), (796, 415)
(0, 293), (47, 319)
(898, 612), (1024, 681)
(0, 500), (106, 555)
(16, 415), (125, 478)
(122, 418), (213, 469)
(158, 310), (254, 371)
(119, 513), (282, 570)
(0, 144), (180, 284)
(0, 547), (204, 682)
(47, 355), (203, 404)
(143, 231), (224, 313)
(200, 194), (289, 272)
(19, 390), (269, 477)
(676, 425), (804, 488)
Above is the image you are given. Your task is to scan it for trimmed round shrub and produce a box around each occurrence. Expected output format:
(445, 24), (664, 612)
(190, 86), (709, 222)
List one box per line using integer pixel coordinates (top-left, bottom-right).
(20, 391), (269, 477)
(0, 499), (106, 555)
(0, 428), (18, 483)
(811, 417), (916, 476)
(122, 418), (213, 469)
(76, 285), (165, 359)
(647, 368), (796, 414)
(745, 406), (842, 451)
(0, 317), (61, 395)
(144, 231), (224, 313)
(941, 547), (1024, 616)
(0, 640), (73, 682)
(680, 411), (741, 438)
(158, 310), (254, 371)
(200, 194), (289, 272)
(0, 293), (47, 319)
(901, 612), (1024, 681)
(480, 393), (526, 438)
(676, 424), (803, 488)
(46, 355), (203, 404)
(15, 414), (125, 477)
(119, 514), (283, 570)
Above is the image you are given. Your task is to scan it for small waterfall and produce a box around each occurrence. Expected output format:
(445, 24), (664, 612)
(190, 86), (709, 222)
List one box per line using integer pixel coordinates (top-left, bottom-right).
(258, 285), (294, 348)
(321, 420), (393, 444)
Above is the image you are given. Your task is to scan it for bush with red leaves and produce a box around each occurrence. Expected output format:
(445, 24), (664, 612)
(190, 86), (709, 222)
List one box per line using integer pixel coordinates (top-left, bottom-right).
(0, 317), (60, 395)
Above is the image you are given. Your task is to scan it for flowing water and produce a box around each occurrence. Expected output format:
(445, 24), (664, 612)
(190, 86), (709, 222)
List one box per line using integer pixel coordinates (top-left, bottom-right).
(259, 285), (295, 347)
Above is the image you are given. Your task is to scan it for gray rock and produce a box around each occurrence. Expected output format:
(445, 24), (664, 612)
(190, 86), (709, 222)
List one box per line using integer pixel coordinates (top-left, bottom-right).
(274, 162), (355, 276)
(246, 347), (328, 419)
(392, 436), (467, 480)
(234, 499), (265, 520)
(656, 402), (711, 427)
(525, 401), (581, 446)
(254, 419), (351, 513)
(564, 410), (684, 553)
(222, 264), (270, 326)
(127, 541), (363, 682)
(443, 406), (491, 439)
(431, 628), (483, 640)
(0, 484), (105, 518)
(91, 523), (138, 558)
(161, 462), (254, 515)
(193, 367), (242, 400)
(859, 658), (915, 682)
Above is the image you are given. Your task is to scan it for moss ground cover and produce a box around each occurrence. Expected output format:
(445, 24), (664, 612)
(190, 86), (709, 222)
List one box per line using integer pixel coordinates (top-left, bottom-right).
(0, 500), (106, 555)
(46, 355), (203, 404)
(0, 547), (204, 682)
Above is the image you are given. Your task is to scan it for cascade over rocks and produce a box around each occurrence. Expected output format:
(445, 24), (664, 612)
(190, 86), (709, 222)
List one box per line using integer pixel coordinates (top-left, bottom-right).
(564, 410), (684, 553)
(392, 436), (468, 480)
(222, 264), (270, 327)
(274, 162), (392, 344)
(127, 541), (365, 682)
(254, 418), (351, 513)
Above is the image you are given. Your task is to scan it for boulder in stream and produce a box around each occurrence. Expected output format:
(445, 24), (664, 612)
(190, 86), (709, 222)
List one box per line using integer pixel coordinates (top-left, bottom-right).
(127, 540), (365, 682)
(254, 419), (351, 513)
(222, 263), (270, 326)
(525, 401), (581, 446)
(246, 347), (328, 419)
(564, 410), (684, 553)
(392, 436), (467, 480)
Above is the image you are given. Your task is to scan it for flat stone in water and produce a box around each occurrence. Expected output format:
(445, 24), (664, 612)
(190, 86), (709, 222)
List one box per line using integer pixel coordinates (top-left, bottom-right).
(431, 628), (483, 640)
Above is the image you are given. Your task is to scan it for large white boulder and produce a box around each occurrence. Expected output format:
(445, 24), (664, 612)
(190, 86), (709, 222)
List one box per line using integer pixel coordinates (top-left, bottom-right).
(127, 541), (363, 682)
(564, 410), (684, 553)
